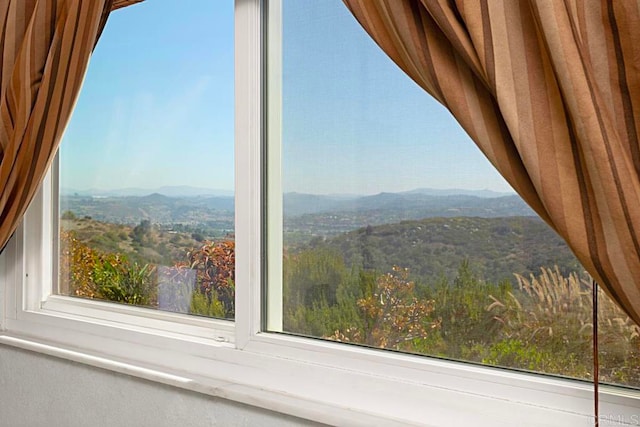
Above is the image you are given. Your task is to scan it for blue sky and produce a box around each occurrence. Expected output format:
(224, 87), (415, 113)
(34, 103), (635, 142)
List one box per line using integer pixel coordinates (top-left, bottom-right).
(60, 0), (513, 195)
(60, 0), (234, 193)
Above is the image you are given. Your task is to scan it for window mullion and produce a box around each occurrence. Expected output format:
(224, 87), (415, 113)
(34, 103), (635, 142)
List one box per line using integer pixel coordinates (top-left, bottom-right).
(234, 0), (265, 349)
(265, 0), (283, 332)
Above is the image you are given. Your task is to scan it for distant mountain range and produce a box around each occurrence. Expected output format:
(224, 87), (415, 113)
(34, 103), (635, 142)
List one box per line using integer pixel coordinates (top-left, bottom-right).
(60, 187), (533, 234)
(283, 190), (530, 217)
(399, 188), (514, 198)
(61, 185), (233, 198)
(62, 186), (512, 200)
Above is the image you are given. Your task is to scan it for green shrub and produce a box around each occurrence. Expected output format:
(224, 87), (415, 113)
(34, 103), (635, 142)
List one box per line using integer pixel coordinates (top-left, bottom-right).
(190, 291), (225, 318)
(92, 255), (155, 306)
(61, 210), (76, 220)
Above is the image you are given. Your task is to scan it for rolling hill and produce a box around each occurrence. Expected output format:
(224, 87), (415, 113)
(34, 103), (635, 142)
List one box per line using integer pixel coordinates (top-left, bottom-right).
(304, 216), (583, 285)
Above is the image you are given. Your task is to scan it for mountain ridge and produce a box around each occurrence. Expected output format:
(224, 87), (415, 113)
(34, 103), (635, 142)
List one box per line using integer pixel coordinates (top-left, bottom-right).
(284, 191), (533, 217)
(61, 185), (233, 198)
(62, 186), (513, 199)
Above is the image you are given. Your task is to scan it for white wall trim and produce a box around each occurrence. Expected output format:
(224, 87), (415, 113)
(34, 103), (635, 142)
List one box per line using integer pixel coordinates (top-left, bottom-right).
(3, 332), (632, 427)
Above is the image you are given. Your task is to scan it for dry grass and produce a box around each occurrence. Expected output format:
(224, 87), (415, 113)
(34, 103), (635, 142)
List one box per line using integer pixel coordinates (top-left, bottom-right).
(488, 266), (640, 385)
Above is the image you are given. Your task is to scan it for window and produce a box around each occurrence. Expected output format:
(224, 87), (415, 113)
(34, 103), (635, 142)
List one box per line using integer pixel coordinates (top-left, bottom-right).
(1, 1), (639, 425)
(57, 0), (235, 320)
(267, 0), (640, 390)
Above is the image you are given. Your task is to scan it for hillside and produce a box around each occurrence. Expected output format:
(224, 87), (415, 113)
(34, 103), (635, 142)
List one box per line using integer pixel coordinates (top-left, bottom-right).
(60, 194), (234, 236)
(60, 190), (535, 246)
(304, 216), (583, 285)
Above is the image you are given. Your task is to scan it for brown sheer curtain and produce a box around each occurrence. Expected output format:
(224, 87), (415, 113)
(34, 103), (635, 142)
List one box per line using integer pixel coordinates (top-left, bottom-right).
(343, 0), (640, 325)
(0, 0), (142, 251)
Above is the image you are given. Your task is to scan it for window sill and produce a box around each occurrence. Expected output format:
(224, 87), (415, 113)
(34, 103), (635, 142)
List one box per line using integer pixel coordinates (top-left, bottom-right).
(1, 326), (636, 427)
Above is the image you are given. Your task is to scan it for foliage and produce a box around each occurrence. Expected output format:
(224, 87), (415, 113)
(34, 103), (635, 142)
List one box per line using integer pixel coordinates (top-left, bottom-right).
(60, 230), (98, 298)
(61, 216), (209, 267)
(284, 248), (347, 309)
(486, 267), (640, 384)
(131, 219), (152, 246)
(60, 231), (155, 305)
(478, 339), (566, 373)
(61, 214), (640, 387)
(419, 261), (513, 359)
(92, 256), (155, 305)
(60, 230), (234, 319)
(190, 290), (226, 318)
(61, 210), (76, 220)
(284, 252), (640, 387)
(283, 250), (366, 337)
(183, 240), (235, 318)
(330, 266), (438, 351)
(307, 216), (582, 285)
(157, 243), (232, 319)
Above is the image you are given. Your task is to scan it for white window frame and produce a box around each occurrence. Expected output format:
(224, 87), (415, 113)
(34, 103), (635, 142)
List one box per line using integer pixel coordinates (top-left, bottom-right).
(1, 1), (639, 426)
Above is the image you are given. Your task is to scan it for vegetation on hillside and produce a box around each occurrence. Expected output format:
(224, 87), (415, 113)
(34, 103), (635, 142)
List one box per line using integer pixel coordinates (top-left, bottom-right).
(282, 248), (640, 387)
(61, 215), (213, 266)
(300, 216), (582, 285)
(59, 214), (640, 388)
(60, 229), (234, 319)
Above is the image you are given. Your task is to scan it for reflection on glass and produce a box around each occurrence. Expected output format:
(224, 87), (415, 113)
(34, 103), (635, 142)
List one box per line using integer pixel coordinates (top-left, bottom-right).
(57, 1), (235, 319)
(271, 0), (640, 387)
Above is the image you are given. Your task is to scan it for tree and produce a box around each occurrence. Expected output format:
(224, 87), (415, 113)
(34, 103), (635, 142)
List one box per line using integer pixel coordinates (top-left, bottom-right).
(331, 266), (438, 351)
(131, 219), (151, 245)
(61, 210), (76, 220)
(426, 260), (511, 359)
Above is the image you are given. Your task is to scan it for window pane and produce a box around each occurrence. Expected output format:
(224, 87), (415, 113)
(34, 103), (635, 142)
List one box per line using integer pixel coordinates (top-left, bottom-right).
(268, 0), (640, 387)
(58, 1), (235, 319)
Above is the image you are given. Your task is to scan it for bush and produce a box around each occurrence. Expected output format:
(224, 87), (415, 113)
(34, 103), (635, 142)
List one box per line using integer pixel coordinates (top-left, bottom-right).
(61, 210), (76, 220)
(92, 256), (155, 306)
(60, 231), (155, 306)
(330, 266), (439, 351)
(181, 240), (235, 319)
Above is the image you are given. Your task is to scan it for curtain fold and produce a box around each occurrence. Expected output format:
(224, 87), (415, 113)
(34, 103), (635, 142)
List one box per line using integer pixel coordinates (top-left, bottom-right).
(0, 0), (138, 251)
(111, 0), (143, 11)
(343, 0), (640, 325)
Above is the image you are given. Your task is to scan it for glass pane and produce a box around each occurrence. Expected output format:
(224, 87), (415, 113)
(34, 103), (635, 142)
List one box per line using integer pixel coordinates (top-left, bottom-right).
(58, 0), (235, 319)
(268, 0), (640, 387)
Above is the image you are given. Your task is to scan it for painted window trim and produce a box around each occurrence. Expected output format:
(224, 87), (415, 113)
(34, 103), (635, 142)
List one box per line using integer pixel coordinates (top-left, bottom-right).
(0, 1), (639, 426)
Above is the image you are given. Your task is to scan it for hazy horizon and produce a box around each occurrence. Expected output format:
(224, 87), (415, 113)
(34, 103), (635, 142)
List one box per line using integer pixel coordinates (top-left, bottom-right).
(61, 184), (516, 198)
